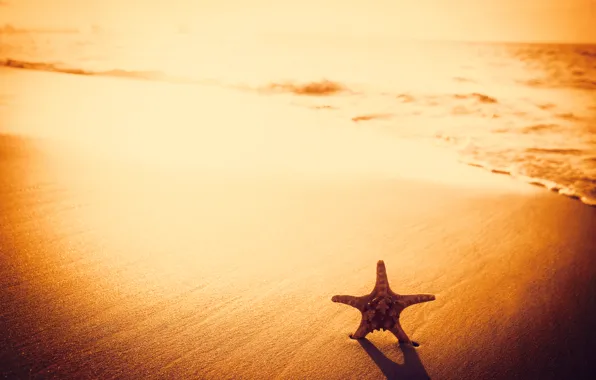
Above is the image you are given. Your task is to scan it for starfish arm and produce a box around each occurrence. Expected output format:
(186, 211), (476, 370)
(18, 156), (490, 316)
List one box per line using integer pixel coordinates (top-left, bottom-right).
(390, 320), (412, 345)
(373, 260), (390, 296)
(398, 294), (435, 308)
(331, 295), (369, 311)
(350, 318), (372, 339)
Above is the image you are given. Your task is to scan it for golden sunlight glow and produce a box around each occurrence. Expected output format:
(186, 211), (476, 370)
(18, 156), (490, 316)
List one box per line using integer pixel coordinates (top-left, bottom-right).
(1, 0), (595, 378)
(1, 0), (595, 43)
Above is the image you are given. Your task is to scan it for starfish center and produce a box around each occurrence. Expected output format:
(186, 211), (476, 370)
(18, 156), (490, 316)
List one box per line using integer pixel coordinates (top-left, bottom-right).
(364, 296), (401, 331)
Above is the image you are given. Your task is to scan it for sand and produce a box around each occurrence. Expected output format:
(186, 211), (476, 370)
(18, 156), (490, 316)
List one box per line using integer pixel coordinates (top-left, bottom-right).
(1, 68), (596, 379)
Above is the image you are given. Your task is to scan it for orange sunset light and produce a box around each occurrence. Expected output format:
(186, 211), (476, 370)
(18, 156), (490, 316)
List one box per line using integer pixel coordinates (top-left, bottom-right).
(1, 0), (596, 379)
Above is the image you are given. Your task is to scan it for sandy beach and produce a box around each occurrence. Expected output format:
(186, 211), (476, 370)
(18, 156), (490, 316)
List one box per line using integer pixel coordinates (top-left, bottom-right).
(1, 68), (596, 379)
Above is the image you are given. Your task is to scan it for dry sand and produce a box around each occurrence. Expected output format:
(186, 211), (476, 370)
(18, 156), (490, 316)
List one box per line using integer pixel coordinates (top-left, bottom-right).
(1, 68), (596, 379)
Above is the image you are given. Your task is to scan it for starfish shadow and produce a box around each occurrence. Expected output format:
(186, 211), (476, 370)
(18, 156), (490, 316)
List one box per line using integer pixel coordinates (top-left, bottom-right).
(358, 339), (431, 380)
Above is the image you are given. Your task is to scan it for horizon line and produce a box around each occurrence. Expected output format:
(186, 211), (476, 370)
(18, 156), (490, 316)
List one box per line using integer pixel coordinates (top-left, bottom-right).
(1, 24), (595, 46)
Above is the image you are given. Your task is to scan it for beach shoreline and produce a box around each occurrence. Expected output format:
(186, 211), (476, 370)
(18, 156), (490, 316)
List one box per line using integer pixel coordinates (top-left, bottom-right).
(2, 65), (594, 208)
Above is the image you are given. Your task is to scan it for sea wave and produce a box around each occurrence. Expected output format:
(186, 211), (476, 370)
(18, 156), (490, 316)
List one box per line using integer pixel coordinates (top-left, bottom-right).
(522, 77), (596, 91)
(0, 58), (169, 80)
(395, 93), (416, 103)
(525, 148), (585, 155)
(452, 93), (498, 104)
(510, 44), (596, 91)
(520, 124), (561, 134)
(265, 80), (348, 96)
(351, 114), (392, 122)
(460, 159), (596, 207)
(0, 59), (351, 97)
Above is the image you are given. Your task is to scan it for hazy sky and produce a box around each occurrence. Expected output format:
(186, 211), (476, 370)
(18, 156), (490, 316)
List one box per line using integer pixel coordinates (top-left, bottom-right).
(1, 0), (595, 43)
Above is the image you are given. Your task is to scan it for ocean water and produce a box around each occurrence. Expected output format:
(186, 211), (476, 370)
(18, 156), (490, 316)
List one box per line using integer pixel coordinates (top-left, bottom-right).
(1, 29), (595, 205)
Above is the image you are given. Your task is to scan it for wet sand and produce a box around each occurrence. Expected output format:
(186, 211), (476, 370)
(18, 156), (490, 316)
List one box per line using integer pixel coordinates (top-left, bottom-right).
(1, 69), (596, 379)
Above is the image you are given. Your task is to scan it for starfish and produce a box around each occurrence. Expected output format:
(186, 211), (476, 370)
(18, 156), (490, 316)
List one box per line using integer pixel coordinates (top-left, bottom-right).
(332, 260), (435, 345)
